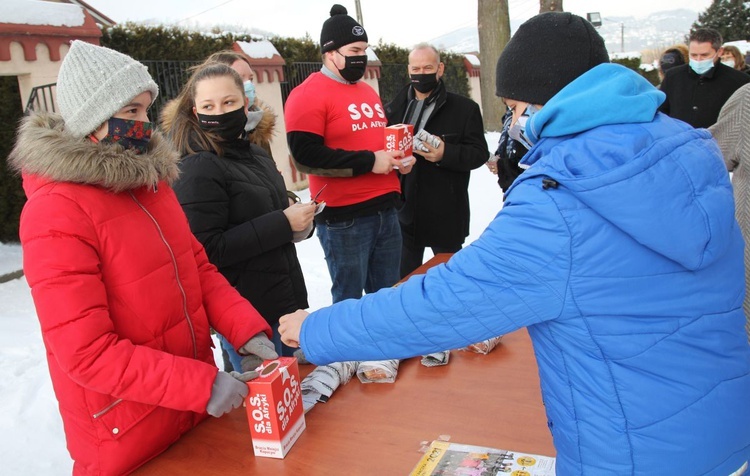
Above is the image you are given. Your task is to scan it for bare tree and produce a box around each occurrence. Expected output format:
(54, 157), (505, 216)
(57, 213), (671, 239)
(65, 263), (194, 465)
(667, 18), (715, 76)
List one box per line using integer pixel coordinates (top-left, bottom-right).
(540, 0), (564, 13)
(478, 0), (511, 131)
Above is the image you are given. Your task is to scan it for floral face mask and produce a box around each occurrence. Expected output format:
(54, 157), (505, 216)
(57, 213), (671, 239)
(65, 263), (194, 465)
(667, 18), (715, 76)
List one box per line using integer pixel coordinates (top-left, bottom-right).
(98, 118), (153, 154)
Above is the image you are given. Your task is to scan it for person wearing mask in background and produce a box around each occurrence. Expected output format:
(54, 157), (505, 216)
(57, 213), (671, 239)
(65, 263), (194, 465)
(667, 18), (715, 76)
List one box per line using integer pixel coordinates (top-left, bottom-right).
(721, 45), (750, 75)
(208, 50), (277, 157)
(486, 107), (528, 198)
(385, 43), (487, 278)
(284, 4), (412, 306)
(8, 41), (277, 475)
(162, 62), (315, 364)
(659, 28), (750, 128)
(710, 83), (750, 342)
(279, 12), (750, 475)
(657, 44), (688, 84)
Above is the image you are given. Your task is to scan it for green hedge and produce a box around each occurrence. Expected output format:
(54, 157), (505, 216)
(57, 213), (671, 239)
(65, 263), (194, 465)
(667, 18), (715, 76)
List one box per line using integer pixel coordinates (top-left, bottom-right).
(0, 76), (25, 243)
(612, 57), (660, 86)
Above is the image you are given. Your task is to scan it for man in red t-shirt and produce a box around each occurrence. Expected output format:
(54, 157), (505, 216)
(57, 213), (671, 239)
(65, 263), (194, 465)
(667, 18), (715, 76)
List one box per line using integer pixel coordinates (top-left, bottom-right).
(285, 4), (413, 304)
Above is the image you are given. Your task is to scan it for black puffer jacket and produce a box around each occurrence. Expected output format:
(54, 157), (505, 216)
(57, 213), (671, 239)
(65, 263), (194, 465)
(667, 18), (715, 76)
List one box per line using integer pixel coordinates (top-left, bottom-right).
(173, 138), (308, 325)
(386, 82), (488, 248)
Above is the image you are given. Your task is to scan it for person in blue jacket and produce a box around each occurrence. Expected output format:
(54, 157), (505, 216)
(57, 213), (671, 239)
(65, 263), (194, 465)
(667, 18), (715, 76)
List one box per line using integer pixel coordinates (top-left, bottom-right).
(279, 12), (750, 476)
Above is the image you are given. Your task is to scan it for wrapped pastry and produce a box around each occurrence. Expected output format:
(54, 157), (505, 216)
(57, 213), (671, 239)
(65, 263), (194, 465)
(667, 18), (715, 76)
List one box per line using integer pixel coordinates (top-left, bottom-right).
(356, 359), (400, 383)
(462, 336), (503, 354)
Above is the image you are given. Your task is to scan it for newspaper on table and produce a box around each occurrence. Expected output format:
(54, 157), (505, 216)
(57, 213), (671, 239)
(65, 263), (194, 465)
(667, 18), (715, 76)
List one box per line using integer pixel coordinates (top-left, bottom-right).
(421, 350), (450, 367)
(299, 361), (357, 413)
(461, 336), (503, 355)
(356, 359), (400, 383)
(410, 440), (556, 476)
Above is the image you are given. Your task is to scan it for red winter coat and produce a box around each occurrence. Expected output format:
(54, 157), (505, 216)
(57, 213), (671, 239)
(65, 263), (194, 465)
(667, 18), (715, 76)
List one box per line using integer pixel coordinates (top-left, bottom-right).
(9, 113), (270, 475)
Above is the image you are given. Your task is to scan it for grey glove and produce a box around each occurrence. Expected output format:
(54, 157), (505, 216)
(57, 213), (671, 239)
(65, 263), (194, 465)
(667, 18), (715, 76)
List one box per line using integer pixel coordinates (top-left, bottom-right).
(239, 332), (279, 373)
(206, 371), (248, 417)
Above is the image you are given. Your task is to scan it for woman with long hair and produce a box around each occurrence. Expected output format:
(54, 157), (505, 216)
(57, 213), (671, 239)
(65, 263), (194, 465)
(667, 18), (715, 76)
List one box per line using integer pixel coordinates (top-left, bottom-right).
(162, 63), (315, 366)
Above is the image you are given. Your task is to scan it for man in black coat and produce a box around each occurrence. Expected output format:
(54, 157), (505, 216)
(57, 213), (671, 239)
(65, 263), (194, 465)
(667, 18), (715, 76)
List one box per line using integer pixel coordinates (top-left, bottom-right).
(659, 28), (750, 129)
(385, 44), (488, 277)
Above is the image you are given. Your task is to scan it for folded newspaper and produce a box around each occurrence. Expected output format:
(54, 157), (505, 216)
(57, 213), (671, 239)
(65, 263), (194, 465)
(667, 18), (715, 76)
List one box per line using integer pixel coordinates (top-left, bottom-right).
(410, 440), (556, 476)
(356, 359), (400, 383)
(421, 351), (450, 367)
(413, 129), (441, 153)
(299, 361), (357, 413)
(462, 336), (503, 355)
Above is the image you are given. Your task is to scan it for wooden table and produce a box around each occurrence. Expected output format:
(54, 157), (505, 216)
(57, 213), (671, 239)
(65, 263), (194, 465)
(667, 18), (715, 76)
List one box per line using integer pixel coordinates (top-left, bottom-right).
(135, 255), (554, 475)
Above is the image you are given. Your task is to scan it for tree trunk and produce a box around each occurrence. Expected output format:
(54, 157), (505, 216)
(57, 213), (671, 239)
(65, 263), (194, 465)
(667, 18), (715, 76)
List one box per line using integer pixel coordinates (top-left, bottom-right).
(539, 0), (564, 13)
(477, 0), (510, 132)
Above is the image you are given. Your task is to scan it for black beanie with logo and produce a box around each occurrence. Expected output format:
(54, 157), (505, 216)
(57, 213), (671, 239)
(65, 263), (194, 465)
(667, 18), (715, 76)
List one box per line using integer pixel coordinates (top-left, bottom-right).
(495, 12), (609, 105)
(320, 4), (368, 53)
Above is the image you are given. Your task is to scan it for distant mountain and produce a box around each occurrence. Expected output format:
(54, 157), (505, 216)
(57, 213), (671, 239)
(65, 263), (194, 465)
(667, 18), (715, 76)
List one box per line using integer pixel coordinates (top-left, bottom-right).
(429, 9), (699, 55)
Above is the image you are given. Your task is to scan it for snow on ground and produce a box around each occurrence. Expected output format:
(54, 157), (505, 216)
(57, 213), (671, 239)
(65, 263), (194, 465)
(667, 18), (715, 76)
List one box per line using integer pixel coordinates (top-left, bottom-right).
(0, 242), (22, 277)
(0, 132), (501, 474)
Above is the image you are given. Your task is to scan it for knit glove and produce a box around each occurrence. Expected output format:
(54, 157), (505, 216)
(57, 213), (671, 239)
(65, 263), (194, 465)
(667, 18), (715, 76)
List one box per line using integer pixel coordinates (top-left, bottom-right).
(239, 332), (279, 373)
(206, 371), (249, 417)
(292, 221), (315, 243)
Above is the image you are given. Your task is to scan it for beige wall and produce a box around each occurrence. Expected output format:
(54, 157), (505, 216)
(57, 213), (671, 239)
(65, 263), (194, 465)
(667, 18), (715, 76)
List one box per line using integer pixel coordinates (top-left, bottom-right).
(363, 76), (380, 96)
(468, 74), (482, 115)
(252, 67), (307, 190)
(3, 41), (68, 109)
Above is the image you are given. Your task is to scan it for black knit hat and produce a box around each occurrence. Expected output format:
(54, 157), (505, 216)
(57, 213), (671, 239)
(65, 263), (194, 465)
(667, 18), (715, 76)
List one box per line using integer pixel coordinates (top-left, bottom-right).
(495, 12), (609, 104)
(320, 4), (368, 53)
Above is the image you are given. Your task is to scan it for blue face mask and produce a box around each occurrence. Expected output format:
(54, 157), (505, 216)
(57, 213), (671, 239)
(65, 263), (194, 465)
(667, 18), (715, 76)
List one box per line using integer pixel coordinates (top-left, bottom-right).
(243, 80), (256, 106)
(689, 57), (716, 75)
(508, 104), (539, 150)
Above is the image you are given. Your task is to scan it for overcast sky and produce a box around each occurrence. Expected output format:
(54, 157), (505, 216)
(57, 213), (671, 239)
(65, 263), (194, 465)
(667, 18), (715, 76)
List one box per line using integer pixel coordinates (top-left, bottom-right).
(85, 0), (713, 47)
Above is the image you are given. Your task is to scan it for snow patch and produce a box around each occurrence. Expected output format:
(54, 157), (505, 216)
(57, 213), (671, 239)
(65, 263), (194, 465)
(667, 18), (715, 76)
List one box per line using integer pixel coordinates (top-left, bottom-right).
(0, 0), (85, 27)
(236, 39), (280, 59)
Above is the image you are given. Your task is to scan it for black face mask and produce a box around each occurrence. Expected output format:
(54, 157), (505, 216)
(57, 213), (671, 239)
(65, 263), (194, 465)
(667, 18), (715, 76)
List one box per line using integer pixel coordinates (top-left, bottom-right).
(410, 73), (439, 94)
(196, 107), (247, 141)
(336, 51), (368, 83)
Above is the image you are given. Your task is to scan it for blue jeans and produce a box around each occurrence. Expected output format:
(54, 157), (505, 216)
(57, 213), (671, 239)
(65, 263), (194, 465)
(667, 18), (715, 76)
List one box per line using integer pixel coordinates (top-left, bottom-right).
(317, 208), (402, 303)
(217, 333), (242, 372)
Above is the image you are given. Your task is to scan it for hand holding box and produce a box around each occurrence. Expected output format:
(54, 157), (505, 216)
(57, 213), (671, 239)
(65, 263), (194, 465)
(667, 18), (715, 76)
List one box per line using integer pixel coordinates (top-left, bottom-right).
(385, 124), (414, 157)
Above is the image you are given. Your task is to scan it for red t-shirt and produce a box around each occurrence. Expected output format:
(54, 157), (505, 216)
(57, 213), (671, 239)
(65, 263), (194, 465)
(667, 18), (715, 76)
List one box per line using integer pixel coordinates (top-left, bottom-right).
(284, 72), (400, 208)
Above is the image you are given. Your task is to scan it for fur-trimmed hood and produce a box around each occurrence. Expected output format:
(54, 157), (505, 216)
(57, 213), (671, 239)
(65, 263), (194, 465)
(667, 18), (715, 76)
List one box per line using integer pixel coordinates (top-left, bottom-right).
(9, 112), (180, 194)
(247, 100), (276, 147)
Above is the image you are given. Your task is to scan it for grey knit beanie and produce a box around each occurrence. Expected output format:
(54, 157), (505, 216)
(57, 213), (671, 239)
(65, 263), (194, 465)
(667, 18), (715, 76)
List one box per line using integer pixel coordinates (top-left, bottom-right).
(57, 40), (159, 138)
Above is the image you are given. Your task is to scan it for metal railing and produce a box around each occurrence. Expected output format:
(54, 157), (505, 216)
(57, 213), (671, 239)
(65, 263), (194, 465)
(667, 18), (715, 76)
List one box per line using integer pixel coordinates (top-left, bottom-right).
(280, 62), (323, 104)
(24, 83), (57, 115)
(141, 60), (201, 122)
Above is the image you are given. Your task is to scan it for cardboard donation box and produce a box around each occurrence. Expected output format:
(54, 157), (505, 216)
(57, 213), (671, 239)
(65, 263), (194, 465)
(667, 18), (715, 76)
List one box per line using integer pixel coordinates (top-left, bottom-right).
(246, 357), (306, 458)
(385, 123), (414, 156)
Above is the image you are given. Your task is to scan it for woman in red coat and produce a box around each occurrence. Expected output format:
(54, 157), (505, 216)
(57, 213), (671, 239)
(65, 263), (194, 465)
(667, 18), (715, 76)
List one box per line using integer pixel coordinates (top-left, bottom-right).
(9, 41), (277, 475)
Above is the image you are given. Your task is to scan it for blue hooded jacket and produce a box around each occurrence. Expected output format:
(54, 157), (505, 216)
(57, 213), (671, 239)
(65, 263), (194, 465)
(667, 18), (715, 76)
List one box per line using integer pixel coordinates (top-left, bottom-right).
(300, 64), (750, 475)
